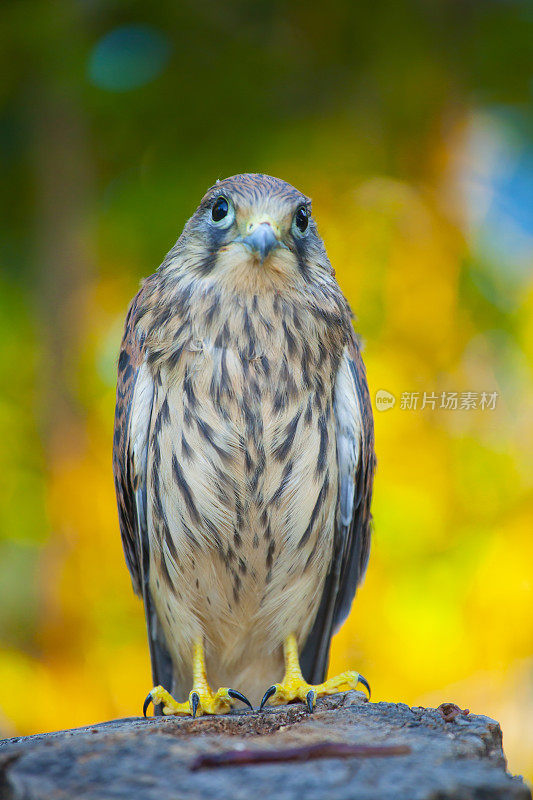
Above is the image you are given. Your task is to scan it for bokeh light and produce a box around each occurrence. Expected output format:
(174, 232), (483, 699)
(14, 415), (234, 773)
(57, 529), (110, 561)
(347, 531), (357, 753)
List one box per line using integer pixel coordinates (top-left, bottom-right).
(88, 25), (172, 91)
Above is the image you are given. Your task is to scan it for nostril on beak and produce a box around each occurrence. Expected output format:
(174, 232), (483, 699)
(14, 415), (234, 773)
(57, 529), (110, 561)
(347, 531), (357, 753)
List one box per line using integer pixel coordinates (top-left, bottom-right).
(243, 222), (280, 262)
(248, 220), (267, 232)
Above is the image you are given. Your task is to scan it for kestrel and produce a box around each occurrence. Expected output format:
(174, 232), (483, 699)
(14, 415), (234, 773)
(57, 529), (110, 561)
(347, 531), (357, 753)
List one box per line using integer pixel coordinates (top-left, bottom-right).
(113, 173), (375, 717)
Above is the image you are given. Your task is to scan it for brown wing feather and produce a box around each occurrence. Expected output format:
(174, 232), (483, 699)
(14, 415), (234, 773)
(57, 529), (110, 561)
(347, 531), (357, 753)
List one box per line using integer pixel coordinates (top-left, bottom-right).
(113, 292), (174, 696)
(333, 334), (375, 626)
(112, 296), (146, 594)
(301, 332), (375, 684)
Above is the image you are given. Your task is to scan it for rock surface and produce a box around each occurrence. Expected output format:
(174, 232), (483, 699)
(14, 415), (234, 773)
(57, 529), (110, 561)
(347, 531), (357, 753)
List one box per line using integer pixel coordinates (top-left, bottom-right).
(0, 692), (530, 799)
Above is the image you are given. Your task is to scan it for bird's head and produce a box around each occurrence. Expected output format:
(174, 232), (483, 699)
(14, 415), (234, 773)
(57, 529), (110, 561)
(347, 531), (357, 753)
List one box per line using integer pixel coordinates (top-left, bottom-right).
(173, 174), (331, 290)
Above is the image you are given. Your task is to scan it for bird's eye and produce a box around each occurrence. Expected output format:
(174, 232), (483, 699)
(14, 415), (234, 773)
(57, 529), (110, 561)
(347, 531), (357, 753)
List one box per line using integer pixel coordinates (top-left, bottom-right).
(212, 196), (229, 222)
(294, 206), (309, 234)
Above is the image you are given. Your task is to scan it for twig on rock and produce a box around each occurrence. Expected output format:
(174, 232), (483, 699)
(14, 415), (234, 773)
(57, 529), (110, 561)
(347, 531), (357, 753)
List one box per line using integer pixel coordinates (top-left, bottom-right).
(190, 741), (411, 770)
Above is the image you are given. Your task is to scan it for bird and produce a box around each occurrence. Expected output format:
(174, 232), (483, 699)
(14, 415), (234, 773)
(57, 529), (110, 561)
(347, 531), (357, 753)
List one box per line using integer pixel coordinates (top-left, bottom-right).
(113, 173), (375, 718)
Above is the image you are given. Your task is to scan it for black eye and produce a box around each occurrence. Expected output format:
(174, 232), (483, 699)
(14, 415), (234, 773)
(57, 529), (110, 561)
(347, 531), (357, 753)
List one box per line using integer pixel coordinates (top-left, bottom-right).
(295, 206), (309, 233)
(212, 196), (229, 222)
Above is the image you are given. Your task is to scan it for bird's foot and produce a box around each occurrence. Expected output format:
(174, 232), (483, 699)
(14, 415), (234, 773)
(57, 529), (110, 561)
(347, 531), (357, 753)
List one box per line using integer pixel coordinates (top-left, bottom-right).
(143, 684), (252, 718)
(143, 637), (253, 717)
(260, 633), (370, 713)
(260, 670), (370, 712)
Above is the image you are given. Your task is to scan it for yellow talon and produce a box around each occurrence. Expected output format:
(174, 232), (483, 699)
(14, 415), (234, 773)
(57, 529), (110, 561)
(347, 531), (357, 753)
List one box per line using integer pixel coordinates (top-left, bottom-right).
(143, 638), (252, 718)
(148, 685), (191, 715)
(260, 634), (370, 713)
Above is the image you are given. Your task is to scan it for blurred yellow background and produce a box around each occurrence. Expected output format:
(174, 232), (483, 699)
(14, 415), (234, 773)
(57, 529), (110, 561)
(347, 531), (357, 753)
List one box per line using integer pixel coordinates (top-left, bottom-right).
(1, 0), (532, 783)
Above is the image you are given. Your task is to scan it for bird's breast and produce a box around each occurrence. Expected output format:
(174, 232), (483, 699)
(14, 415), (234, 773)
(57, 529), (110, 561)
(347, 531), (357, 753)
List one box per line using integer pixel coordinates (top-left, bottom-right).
(146, 294), (342, 664)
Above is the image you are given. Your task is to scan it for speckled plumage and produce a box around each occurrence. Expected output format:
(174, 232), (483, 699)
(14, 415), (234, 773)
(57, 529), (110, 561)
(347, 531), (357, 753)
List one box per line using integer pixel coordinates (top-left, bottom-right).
(113, 174), (375, 705)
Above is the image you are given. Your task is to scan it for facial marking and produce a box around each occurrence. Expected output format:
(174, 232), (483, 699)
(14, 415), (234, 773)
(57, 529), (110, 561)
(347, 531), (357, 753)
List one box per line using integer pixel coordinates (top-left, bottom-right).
(186, 173), (320, 281)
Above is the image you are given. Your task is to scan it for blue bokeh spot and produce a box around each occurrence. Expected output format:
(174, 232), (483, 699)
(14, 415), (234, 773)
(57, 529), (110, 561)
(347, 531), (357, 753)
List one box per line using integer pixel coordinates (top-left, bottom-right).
(88, 25), (172, 92)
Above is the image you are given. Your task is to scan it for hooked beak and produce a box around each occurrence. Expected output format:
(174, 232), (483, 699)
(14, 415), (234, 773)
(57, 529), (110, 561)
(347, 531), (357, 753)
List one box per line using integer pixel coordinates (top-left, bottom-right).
(241, 222), (280, 263)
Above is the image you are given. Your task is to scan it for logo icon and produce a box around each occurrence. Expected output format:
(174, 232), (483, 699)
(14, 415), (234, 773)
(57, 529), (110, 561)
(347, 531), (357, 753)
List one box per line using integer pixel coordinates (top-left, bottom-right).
(375, 390), (396, 412)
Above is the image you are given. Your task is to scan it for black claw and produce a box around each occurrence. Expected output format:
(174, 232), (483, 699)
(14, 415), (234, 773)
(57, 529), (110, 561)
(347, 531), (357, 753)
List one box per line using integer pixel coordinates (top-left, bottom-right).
(142, 692), (153, 718)
(358, 674), (371, 699)
(260, 685), (277, 710)
(228, 689), (253, 710)
(306, 689), (316, 713)
(191, 691), (200, 719)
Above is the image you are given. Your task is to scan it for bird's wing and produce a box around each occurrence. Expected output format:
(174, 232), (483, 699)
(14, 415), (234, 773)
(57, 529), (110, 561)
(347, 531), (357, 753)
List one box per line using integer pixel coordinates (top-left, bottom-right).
(301, 333), (375, 684)
(113, 300), (173, 693)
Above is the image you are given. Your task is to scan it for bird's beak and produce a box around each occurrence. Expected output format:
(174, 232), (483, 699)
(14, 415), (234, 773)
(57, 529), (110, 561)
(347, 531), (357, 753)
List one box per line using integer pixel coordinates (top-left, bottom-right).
(240, 222), (281, 263)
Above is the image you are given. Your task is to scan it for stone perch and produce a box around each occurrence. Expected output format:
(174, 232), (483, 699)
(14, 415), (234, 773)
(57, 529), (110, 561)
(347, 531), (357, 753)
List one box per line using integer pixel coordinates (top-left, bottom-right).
(0, 693), (530, 799)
